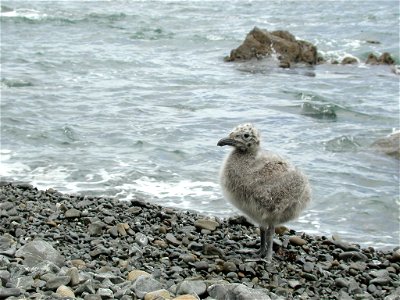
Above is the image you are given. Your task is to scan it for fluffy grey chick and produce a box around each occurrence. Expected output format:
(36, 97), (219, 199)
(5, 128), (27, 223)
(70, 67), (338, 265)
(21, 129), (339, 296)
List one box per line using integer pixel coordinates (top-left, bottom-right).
(217, 123), (311, 261)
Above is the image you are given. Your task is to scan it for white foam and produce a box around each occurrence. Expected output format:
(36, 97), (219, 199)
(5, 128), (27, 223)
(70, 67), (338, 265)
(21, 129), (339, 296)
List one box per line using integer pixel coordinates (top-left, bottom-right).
(0, 150), (31, 177)
(0, 9), (47, 20)
(117, 176), (219, 202)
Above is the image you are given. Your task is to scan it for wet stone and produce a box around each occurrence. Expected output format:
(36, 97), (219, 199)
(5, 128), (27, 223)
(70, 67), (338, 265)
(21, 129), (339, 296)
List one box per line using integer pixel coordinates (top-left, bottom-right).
(339, 251), (368, 262)
(289, 236), (307, 246)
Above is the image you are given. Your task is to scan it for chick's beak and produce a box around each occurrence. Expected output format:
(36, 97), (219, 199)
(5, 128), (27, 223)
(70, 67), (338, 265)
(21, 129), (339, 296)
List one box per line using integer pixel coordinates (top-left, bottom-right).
(217, 138), (237, 147)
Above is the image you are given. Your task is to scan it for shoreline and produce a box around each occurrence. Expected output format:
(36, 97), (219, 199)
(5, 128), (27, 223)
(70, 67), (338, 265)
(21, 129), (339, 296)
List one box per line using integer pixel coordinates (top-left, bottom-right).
(0, 181), (399, 299)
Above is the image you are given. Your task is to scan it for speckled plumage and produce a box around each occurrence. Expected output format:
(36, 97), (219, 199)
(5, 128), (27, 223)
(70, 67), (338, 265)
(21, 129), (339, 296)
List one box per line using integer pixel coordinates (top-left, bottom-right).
(218, 123), (311, 260)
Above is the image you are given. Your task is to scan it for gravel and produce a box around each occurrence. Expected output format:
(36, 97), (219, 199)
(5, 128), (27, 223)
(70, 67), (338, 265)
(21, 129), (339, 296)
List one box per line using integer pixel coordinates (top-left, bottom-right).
(0, 181), (399, 299)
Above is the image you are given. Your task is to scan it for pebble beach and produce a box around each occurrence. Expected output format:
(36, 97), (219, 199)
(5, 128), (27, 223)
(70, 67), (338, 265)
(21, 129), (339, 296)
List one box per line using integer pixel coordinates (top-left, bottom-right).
(0, 182), (399, 300)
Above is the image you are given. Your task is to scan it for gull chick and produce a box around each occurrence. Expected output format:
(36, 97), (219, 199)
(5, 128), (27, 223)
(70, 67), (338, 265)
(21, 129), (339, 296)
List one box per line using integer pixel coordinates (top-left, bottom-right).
(218, 123), (311, 261)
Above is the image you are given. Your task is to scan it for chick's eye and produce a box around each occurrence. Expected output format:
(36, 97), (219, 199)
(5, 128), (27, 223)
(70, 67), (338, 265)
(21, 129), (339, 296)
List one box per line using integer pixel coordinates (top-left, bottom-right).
(243, 133), (250, 139)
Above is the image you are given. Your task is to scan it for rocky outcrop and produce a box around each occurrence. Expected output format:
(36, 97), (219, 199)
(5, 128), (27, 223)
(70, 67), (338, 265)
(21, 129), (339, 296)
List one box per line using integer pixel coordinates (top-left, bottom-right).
(366, 52), (395, 65)
(371, 131), (400, 159)
(225, 27), (318, 67)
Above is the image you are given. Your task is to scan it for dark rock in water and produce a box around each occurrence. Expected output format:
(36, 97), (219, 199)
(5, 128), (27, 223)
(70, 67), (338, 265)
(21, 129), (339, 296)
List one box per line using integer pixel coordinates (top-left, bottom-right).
(371, 131), (400, 159)
(341, 56), (358, 64)
(366, 52), (395, 65)
(15, 239), (65, 267)
(225, 27), (318, 66)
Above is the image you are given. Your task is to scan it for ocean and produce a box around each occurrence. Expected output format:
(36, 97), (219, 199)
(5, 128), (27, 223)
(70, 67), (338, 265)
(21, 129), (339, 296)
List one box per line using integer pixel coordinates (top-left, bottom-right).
(1, 0), (399, 249)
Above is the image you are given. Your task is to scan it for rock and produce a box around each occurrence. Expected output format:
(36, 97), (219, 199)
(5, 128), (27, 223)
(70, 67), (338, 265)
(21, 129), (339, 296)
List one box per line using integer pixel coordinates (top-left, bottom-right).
(335, 278), (350, 288)
(166, 233), (181, 246)
(341, 56), (358, 64)
(154, 240), (168, 248)
(46, 275), (71, 290)
(225, 27), (317, 66)
(208, 283), (271, 300)
(223, 261), (237, 273)
(180, 254), (197, 263)
(303, 262), (314, 273)
(65, 208), (81, 218)
(144, 289), (171, 300)
(194, 219), (219, 231)
(10, 275), (34, 290)
(0, 287), (21, 298)
(56, 285), (75, 298)
(366, 52), (395, 65)
(348, 279), (362, 295)
(188, 242), (203, 252)
(88, 221), (106, 236)
(0, 234), (17, 256)
(67, 267), (80, 286)
(332, 240), (360, 251)
(70, 259), (86, 269)
(338, 251), (368, 262)
(275, 226), (289, 235)
(302, 273), (318, 281)
(378, 52), (395, 65)
(15, 239), (65, 267)
(116, 223), (128, 236)
(176, 280), (207, 297)
(369, 269), (389, 278)
(366, 53), (379, 65)
(75, 279), (96, 295)
(371, 131), (400, 159)
(132, 275), (163, 299)
(128, 270), (151, 281)
(173, 295), (200, 300)
(135, 232), (149, 246)
(0, 270), (10, 285)
(288, 280), (301, 289)
(203, 244), (224, 257)
(97, 288), (114, 298)
(289, 236), (307, 246)
(370, 277), (391, 286)
(193, 261), (209, 271)
(391, 249), (400, 262)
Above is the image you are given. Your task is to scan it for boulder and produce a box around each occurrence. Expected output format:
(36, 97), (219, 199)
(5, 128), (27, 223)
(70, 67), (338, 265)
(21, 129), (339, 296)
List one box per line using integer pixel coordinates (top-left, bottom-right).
(366, 52), (395, 65)
(225, 27), (318, 67)
(208, 283), (271, 300)
(341, 56), (358, 65)
(15, 239), (65, 268)
(371, 131), (400, 159)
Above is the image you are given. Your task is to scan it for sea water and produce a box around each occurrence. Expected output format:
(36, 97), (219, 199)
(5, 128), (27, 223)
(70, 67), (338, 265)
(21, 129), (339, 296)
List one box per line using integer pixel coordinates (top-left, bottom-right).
(1, 1), (399, 248)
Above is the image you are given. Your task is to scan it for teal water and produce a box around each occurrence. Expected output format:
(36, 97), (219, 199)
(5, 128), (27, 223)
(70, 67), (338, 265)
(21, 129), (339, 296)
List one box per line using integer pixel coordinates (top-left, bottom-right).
(1, 1), (399, 248)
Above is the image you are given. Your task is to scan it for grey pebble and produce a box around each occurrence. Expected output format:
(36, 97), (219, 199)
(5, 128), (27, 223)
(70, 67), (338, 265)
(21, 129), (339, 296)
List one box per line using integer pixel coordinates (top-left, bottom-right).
(335, 277), (349, 288)
(0, 287), (21, 298)
(339, 251), (368, 262)
(45, 275), (71, 290)
(64, 208), (81, 218)
(177, 279), (207, 296)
